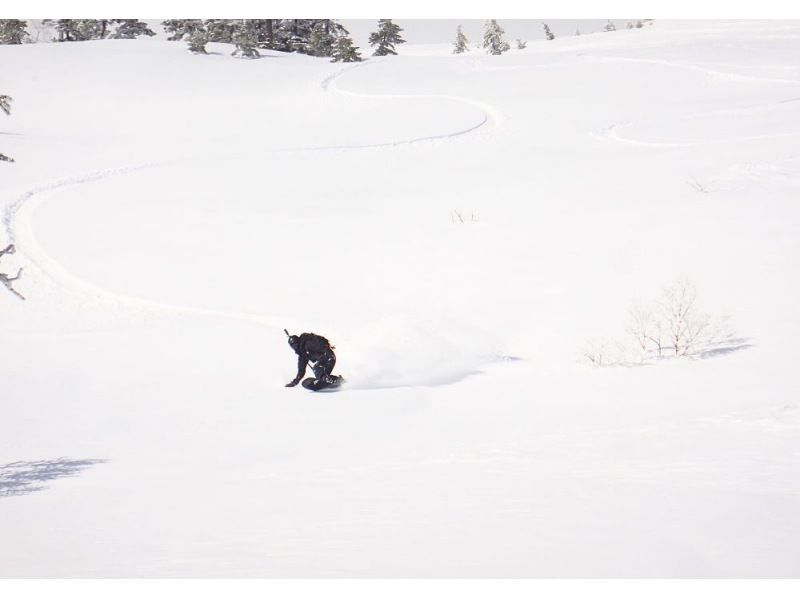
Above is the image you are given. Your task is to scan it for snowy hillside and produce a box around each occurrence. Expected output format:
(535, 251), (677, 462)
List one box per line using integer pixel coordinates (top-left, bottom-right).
(2, 20), (800, 577)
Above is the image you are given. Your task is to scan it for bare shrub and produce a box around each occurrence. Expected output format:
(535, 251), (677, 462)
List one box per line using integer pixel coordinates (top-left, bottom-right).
(586, 278), (739, 366)
(451, 210), (478, 224)
(657, 278), (735, 356)
(583, 338), (610, 367)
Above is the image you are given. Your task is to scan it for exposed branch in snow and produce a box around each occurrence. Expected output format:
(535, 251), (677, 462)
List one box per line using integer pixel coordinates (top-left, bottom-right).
(0, 243), (15, 259)
(687, 178), (710, 194)
(1, 94), (14, 163)
(0, 244), (25, 300)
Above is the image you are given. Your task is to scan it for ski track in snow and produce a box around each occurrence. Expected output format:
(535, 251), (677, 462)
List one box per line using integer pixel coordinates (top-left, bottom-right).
(2, 60), (500, 377)
(319, 60), (499, 147)
(590, 54), (800, 148)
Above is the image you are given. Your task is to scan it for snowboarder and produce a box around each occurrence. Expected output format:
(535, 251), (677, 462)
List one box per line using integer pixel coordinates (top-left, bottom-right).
(284, 329), (345, 391)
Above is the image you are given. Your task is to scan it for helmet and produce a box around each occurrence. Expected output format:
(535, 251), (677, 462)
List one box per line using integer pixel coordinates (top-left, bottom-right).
(287, 335), (300, 351)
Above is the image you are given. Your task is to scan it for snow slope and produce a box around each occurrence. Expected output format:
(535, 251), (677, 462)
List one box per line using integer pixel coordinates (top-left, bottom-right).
(1, 21), (800, 577)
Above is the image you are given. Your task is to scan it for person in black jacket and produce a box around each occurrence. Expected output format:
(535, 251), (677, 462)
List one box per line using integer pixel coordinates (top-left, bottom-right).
(285, 329), (344, 389)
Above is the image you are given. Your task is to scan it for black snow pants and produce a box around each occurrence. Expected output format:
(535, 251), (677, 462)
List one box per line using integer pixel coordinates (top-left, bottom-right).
(312, 349), (337, 381)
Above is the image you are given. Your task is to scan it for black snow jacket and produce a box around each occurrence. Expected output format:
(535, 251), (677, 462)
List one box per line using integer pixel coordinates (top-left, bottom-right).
(287, 332), (335, 386)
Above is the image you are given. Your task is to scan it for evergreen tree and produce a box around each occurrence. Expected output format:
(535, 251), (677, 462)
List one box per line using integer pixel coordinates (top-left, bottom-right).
(96, 19), (113, 38)
(542, 23), (555, 41)
(516, 39), (527, 50)
(232, 20), (260, 58)
(205, 19), (237, 43)
(330, 34), (362, 62)
(308, 20), (334, 57)
(482, 20), (509, 55)
(109, 20), (155, 39)
(162, 20), (204, 42)
(251, 19), (276, 49)
(42, 19), (78, 41)
(0, 20), (29, 44)
(604, 20), (617, 32)
(187, 29), (208, 54)
(575, 28), (581, 36)
(276, 19), (315, 53)
(75, 20), (104, 40)
(453, 25), (469, 54)
(307, 20), (349, 57)
(369, 19), (405, 56)
(162, 19), (188, 41)
(43, 19), (105, 41)
(1, 94), (13, 163)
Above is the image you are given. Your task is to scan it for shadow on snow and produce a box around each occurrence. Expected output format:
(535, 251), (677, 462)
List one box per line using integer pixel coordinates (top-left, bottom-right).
(0, 458), (106, 498)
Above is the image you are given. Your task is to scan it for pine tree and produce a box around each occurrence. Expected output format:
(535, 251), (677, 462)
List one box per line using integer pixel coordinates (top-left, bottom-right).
(276, 19), (315, 53)
(453, 25), (469, 54)
(0, 20), (29, 44)
(162, 19), (188, 41)
(161, 20), (204, 42)
(187, 29), (208, 54)
(43, 19), (105, 41)
(542, 23), (555, 41)
(330, 35), (362, 62)
(516, 39), (527, 50)
(482, 20), (509, 55)
(109, 20), (155, 39)
(75, 20), (104, 40)
(251, 19), (276, 49)
(205, 19), (237, 43)
(42, 19), (77, 41)
(604, 20), (617, 32)
(1, 94), (13, 163)
(232, 20), (260, 58)
(369, 19), (405, 56)
(96, 20), (113, 38)
(308, 20), (346, 57)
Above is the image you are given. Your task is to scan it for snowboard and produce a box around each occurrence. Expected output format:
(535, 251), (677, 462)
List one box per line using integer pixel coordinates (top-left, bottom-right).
(301, 376), (346, 392)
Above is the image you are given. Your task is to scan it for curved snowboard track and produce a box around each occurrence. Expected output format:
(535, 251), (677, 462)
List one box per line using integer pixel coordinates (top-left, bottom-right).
(3, 61), (499, 349)
(590, 55), (800, 148)
(319, 61), (500, 147)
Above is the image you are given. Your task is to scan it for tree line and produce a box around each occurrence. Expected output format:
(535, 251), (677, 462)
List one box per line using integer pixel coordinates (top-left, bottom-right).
(0, 19), (410, 63)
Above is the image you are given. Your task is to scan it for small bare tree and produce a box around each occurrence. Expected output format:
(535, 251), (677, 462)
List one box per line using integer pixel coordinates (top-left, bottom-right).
(587, 278), (738, 366)
(583, 338), (609, 367)
(0, 244), (25, 300)
(659, 278), (708, 356)
(626, 302), (664, 357)
(644, 278), (734, 358)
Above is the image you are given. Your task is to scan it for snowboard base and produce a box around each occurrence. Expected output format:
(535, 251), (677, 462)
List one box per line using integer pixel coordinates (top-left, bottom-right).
(301, 376), (345, 392)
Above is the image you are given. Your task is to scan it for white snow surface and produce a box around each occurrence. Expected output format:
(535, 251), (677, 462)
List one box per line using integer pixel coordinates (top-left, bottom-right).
(2, 21), (800, 577)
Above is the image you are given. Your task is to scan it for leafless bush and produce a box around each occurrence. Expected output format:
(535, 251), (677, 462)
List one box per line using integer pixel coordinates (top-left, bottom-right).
(653, 278), (735, 357)
(687, 178), (710, 194)
(451, 210), (478, 224)
(585, 278), (739, 366)
(583, 338), (610, 367)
